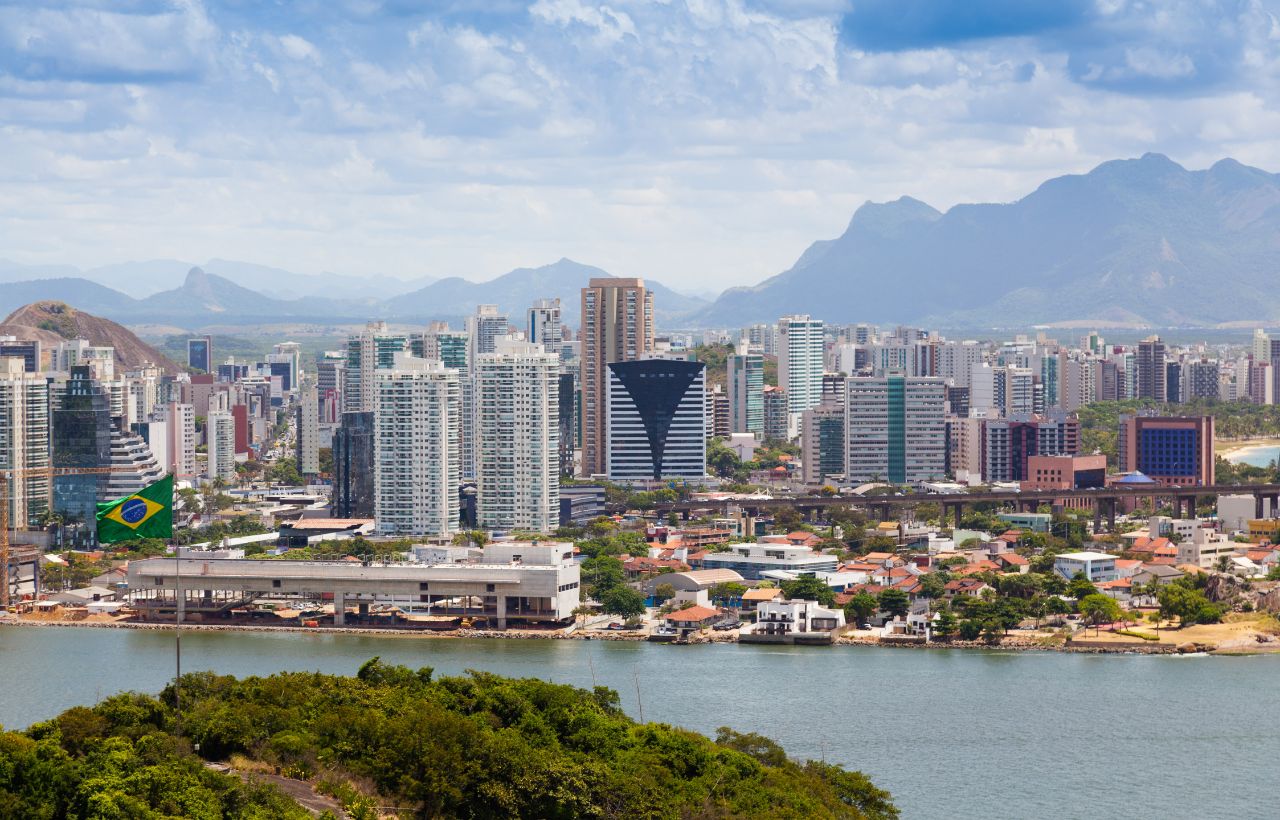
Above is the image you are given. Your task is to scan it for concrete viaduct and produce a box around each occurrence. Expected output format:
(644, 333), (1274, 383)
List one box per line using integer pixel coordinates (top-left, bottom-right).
(652, 483), (1280, 534)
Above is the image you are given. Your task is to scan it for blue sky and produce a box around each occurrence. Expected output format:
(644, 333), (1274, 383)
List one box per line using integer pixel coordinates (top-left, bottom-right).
(1, 0), (1278, 290)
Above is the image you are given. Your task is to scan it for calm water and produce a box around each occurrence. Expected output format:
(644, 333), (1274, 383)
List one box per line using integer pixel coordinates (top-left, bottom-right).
(1228, 445), (1280, 468)
(2, 626), (1275, 819)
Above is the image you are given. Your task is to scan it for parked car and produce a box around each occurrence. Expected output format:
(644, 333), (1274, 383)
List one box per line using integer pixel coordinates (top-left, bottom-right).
(713, 620), (741, 631)
(605, 622), (626, 631)
(653, 625), (677, 636)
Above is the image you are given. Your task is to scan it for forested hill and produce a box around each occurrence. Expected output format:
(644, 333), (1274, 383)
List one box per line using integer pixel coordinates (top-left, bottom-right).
(0, 660), (898, 819)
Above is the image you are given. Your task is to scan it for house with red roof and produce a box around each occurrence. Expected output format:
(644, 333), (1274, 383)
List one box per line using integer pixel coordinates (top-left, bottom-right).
(944, 578), (992, 597)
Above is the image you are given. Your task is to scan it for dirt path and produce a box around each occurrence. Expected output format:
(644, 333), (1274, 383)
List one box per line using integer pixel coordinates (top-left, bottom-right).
(206, 762), (347, 818)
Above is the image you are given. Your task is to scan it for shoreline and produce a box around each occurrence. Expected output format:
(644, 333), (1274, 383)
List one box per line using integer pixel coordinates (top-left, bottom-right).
(1217, 436), (1280, 460)
(4, 617), (1269, 656)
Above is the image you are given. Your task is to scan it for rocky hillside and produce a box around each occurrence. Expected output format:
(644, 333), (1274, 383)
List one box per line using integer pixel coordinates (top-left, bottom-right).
(0, 301), (182, 374)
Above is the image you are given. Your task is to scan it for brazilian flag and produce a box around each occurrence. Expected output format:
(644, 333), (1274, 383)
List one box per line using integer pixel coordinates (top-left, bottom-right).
(96, 475), (174, 543)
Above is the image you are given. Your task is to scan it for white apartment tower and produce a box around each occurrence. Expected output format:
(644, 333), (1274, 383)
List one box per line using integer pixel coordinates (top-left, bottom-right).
(344, 321), (409, 414)
(206, 410), (237, 484)
(475, 339), (560, 532)
(777, 315), (824, 431)
(296, 384), (320, 476)
(727, 345), (764, 435)
(527, 299), (562, 351)
(374, 355), (460, 537)
(0, 358), (49, 528)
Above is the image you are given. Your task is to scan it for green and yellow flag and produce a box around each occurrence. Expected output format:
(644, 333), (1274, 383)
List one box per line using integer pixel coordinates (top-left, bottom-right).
(95, 474), (174, 543)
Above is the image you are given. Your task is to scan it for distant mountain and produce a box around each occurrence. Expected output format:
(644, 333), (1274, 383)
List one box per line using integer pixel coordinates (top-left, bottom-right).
(699, 154), (1280, 328)
(0, 278), (138, 317)
(387, 258), (707, 326)
(0, 301), (182, 374)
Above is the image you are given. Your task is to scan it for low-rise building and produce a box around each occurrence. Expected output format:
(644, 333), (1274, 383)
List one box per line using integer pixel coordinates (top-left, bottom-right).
(1053, 551), (1118, 583)
(749, 599), (845, 642)
(1176, 527), (1238, 570)
(699, 543), (838, 580)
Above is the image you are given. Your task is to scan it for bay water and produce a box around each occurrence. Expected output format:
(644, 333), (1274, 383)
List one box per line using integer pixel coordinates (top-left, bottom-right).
(1, 626), (1274, 819)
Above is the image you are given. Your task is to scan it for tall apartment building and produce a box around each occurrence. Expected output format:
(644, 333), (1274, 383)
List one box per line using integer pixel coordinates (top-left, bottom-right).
(206, 410), (237, 484)
(1184, 359), (1220, 401)
(468, 305), (510, 360)
(332, 411), (375, 518)
(981, 412), (1081, 484)
(158, 402), (196, 479)
(315, 352), (345, 425)
(606, 359), (705, 481)
(296, 385), (320, 476)
(844, 375), (946, 484)
(762, 386), (789, 441)
(527, 299), (562, 351)
(1137, 335), (1167, 401)
(801, 404), (845, 486)
(778, 315), (824, 429)
(727, 347), (764, 435)
(0, 338), (40, 373)
(937, 340), (984, 388)
(997, 366), (1036, 416)
(1118, 414), (1214, 486)
(580, 278), (654, 476)
(374, 355), (460, 537)
(744, 323), (778, 356)
(343, 321), (408, 414)
(475, 340), (559, 532)
(0, 358), (49, 528)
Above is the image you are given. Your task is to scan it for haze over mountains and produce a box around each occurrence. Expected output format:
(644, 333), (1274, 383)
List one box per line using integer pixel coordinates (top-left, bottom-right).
(5, 155), (1280, 330)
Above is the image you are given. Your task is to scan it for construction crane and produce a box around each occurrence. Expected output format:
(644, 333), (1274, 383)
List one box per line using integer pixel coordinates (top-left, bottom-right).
(1, 465), (140, 609)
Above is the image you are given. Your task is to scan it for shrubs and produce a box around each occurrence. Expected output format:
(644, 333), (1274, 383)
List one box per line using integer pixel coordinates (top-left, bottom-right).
(0, 660), (898, 820)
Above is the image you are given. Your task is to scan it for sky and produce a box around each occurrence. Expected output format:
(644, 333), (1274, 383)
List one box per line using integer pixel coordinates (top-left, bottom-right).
(2, 0), (1280, 292)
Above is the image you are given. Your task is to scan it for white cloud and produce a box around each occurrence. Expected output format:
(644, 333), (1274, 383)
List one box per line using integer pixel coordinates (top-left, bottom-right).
(0, 0), (1277, 293)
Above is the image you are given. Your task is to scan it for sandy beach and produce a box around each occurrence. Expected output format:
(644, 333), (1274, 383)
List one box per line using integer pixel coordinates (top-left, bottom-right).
(1218, 436), (1280, 460)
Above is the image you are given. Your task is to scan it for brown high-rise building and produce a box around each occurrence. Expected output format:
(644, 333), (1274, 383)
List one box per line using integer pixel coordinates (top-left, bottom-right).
(580, 278), (654, 476)
(1136, 335), (1166, 402)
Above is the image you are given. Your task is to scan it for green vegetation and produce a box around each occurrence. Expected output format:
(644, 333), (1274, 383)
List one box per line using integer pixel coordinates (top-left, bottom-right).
(1156, 579), (1225, 627)
(781, 575), (836, 606)
(0, 663), (897, 819)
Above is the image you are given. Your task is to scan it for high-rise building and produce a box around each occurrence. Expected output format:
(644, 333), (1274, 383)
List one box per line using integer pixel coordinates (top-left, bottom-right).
(100, 429), (165, 501)
(1184, 359), (1220, 401)
(762, 386), (789, 441)
(778, 315), (824, 430)
(981, 412), (1081, 484)
(0, 338), (40, 373)
(374, 355), (460, 536)
(468, 305), (510, 360)
(580, 278), (654, 476)
(273, 342), (304, 385)
(343, 321), (408, 414)
(332, 411), (375, 518)
(154, 402), (196, 479)
(527, 299), (562, 350)
(296, 385), (320, 476)
(206, 410), (237, 484)
(557, 372), (577, 476)
(187, 336), (212, 373)
(606, 359), (705, 481)
(0, 358), (49, 528)
(475, 339), (559, 532)
(1136, 336), (1167, 401)
(844, 375), (946, 484)
(51, 366), (112, 537)
(1118, 414), (1214, 486)
(1165, 361), (1182, 404)
(315, 351), (345, 425)
(801, 404), (845, 486)
(727, 348), (764, 435)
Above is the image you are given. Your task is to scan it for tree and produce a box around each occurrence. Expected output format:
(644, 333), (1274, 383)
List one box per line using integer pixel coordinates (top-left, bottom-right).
(580, 555), (626, 599)
(653, 583), (676, 604)
(918, 572), (947, 600)
(844, 593), (878, 625)
(1078, 594), (1123, 634)
(1067, 571), (1099, 601)
(958, 618), (983, 641)
(600, 586), (647, 618)
(781, 576), (835, 606)
(932, 609), (958, 641)
(997, 573), (1040, 599)
(709, 581), (746, 603)
(877, 588), (909, 619)
(1157, 583), (1224, 627)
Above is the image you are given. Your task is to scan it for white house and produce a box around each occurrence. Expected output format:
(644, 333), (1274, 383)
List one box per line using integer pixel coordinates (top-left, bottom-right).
(753, 599), (845, 637)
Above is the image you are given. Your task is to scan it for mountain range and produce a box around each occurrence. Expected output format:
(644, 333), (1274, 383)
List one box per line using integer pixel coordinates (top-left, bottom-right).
(700, 153), (1280, 328)
(0, 260), (707, 329)
(6, 154), (1280, 330)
